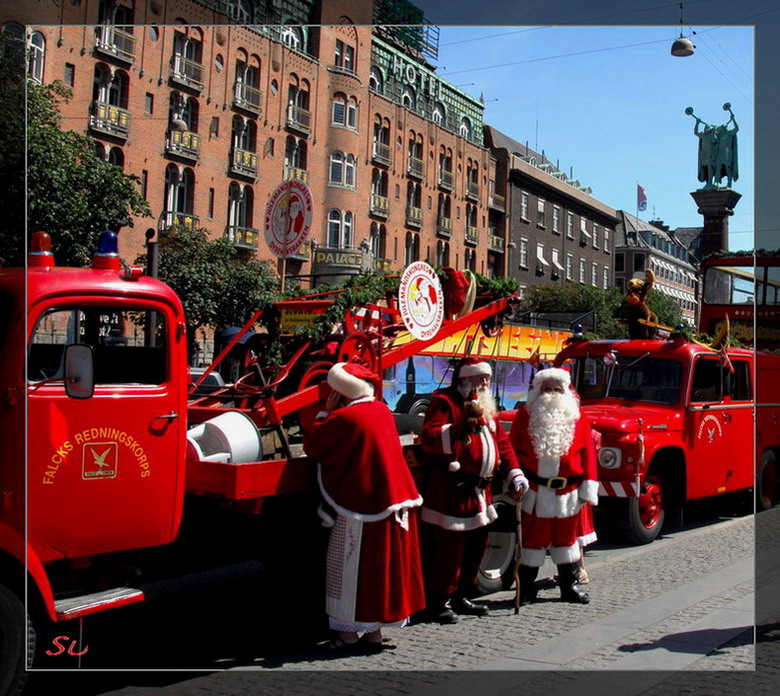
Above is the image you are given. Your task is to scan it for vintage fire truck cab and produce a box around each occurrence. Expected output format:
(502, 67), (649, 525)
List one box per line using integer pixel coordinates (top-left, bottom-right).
(554, 335), (779, 544)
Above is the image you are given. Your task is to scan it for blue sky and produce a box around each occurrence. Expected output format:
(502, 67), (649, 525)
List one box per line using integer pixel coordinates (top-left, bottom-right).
(432, 25), (754, 250)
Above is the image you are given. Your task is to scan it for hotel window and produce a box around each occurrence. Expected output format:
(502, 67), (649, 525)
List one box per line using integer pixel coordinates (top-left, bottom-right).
(566, 253), (573, 280)
(334, 39), (355, 73)
(536, 242), (549, 274)
(519, 238), (528, 268)
(459, 117), (471, 139)
(327, 209), (353, 248)
(520, 192), (529, 220)
(432, 102), (445, 125)
(591, 262), (598, 286)
(332, 93), (357, 129)
(64, 62), (75, 87)
(566, 211), (574, 238)
(551, 248), (564, 278)
(328, 151), (356, 188)
(603, 266), (609, 289)
(552, 206), (561, 233)
(369, 66), (383, 92)
(28, 31), (45, 84)
(603, 228), (610, 252)
(592, 223), (599, 248)
(402, 86), (415, 110)
(281, 25), (303, 52)
(578, 258), (586, 283)
(536, 199), (546, 227)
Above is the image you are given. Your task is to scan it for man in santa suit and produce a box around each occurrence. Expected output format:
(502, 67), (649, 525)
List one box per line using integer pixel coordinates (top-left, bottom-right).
(303, 362), (426, 651)
(418, 358), (529, 623)
(509, 367), (598, 605)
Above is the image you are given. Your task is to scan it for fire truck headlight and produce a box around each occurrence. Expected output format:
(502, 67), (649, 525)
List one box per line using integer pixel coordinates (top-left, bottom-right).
(598, 447), (621, 469)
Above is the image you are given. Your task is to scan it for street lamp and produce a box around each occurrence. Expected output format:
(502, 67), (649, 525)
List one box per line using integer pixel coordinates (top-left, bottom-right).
(671, 3), (695, 57)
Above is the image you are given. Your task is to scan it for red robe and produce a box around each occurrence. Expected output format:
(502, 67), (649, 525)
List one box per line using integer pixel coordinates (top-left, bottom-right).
(509, 407), (598, 564)
(303, 397), (425, 626)
(418, 388), (522, 531)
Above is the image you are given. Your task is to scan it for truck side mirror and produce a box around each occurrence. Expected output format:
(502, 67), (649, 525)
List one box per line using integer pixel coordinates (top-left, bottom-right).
(64, 344), (95, 399)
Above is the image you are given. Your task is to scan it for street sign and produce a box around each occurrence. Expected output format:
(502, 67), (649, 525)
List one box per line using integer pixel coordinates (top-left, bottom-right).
(263, 179), (313, 258)
(398, 261), (444, 341)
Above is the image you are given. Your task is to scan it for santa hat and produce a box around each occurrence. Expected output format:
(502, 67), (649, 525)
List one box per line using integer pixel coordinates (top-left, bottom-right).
(327, 362), (378, 400)
(531, 367), (571, 392)
(453, 357), (492, 382)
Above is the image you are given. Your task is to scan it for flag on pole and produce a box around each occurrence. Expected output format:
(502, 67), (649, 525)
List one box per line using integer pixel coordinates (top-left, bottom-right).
(637, 184), (647, 212)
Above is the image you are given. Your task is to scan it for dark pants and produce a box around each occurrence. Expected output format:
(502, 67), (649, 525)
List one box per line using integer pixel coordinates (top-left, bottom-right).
(421, 522), (489, 597)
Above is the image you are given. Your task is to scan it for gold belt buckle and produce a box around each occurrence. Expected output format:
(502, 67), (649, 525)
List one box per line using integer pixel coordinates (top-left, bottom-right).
(547, 476), (567, 490)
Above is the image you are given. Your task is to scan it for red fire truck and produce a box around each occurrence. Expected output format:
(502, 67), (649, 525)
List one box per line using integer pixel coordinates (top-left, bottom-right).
(0, 231), (517, 694)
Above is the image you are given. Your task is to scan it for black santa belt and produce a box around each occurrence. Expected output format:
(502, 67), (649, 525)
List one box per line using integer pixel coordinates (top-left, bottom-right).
(526, 471), (584, 491)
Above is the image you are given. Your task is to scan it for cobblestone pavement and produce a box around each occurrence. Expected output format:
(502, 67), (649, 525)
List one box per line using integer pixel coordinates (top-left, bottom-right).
(29, 507), (780, 695)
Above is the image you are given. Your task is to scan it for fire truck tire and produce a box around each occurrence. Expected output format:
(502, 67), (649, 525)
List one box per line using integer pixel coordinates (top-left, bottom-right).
(0, 584), (31, 696)
(475, 499), (519, 594)
(408, 399), (431, 416)
(757, 450), (778, 512)
(620, 474), (665, 545)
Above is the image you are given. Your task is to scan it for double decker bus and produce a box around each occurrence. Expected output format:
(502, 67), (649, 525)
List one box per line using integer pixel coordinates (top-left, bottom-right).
(699, 251), (780, 350)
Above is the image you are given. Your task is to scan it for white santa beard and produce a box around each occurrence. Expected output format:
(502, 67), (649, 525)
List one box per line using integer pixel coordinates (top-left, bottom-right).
(477, 387), (498, 420)
(527, 392), (579, 459)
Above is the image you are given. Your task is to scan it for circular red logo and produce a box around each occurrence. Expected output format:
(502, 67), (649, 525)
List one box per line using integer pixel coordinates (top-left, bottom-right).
(263, 180), (313, 258)
(399, 262), (444, 341)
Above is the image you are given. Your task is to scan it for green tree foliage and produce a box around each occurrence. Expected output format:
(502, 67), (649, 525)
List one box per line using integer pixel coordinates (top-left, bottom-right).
(521, 282), (685, 339)
(136, 226), (278, 342)
(24, 81), (151, 267)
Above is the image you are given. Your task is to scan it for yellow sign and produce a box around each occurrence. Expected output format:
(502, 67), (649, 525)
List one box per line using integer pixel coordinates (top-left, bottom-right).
(280, 309), (319, 332)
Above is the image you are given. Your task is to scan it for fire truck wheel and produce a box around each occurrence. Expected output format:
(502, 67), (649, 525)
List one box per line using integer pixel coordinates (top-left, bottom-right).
(620, 474), (665, 545)
(475, 499), (519, 594)
(408, 399), (431, 416)
(757, 450), (778, 512)
(0, 584), (32, 696)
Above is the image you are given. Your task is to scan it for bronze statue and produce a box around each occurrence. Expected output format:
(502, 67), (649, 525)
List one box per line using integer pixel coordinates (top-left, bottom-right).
(685, 104), (739, 189)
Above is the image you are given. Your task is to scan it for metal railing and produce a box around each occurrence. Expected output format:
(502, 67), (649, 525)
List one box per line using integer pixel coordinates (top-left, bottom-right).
(285, 166), (309, 184)
(230, 148), (258, 177)
(171, 54), (204, 90)
(233, 82), (262, 113)
(166, 129), (200, 160)
(286, 104), (312, 134)
(488, 192), (506, 211)
(437, 216), (452, 238)
(406, 206), (423, 227)
(438, 169), (453, 190)
(466, 181), (480, 200)
(372, 141), (392, 166)
(407, 156), (424, 178)
(89, 101), (130, 138)
(95, 25), (135, 63)
(488, 234), (505, 252)
(160, 211), (199, 231)
(225, 225), (259, 250)
(370, 194), (389, 217)
(466, 226), (480, 245)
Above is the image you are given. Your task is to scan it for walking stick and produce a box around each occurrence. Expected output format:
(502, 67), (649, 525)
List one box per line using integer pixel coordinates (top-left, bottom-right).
(513, 493), (524, 614)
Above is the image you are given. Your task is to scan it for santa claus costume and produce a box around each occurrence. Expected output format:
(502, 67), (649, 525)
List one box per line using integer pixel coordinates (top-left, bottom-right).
(509, 367), (598, 604)
(418, 358), (527, 622)
(303, 362), (425, 648)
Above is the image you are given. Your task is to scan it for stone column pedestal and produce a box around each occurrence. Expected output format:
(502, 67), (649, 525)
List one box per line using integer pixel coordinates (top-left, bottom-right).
(690, 188), (742, 256)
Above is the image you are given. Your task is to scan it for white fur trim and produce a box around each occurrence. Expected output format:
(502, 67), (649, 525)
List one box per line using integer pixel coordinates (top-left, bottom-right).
(478, 429), (497, 478)
(578, 531), (597, 547)
(421, 504), (497, 531)
(505, 468), (524, 484)
(522, 487), (582, 518)
(531, 367), (571, 391)
(550, 544), (581, 565)
(448, 460), (461, 472)
(327, 362), (375, 400)
(520, 547), (547, 567)
(459, 362), (492, 379)
(578, 480), (599, 506)
(441, 423), (453, 454)
(317, 466), (422, 522)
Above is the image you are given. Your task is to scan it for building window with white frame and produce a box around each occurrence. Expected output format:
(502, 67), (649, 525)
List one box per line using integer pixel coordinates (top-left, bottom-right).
(402, 86), (415, 110)
(591, 262), (598, 286)
(566, 253), (573, 280)
(328, 151), (356, 188)
(552, 205), (561, 233)
(432, 102), (445, 125)
(281, 25), (303, 51)
(603, 266), (609, 289)
(520, 192), (529, 220)
(578, 258), (586, 283)
(536, 198), (546, 227)
(519, 238), (528, 268)
(459, 117), (471, 139)
(566, 211), (574, 238)
(603, 228), (610, 252)
(334, 39), (355, 73)
(327, 209), (353, 248)
(28, 31), (46, 83)
(369, 66), (383, 93)
(536, 242), (549, 273)
(332, 93), (357, 129)
(592, 223), (599, 248)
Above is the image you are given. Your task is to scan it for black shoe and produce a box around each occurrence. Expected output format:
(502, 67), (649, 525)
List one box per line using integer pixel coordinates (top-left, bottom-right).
(452, 595), (489, 616)
(432, 603), (459, 624)
(557, 562), (590, 604)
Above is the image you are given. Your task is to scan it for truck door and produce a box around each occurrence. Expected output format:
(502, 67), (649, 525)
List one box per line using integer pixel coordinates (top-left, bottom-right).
(27, 301), (185, 561)
(686, 355), (745, 498)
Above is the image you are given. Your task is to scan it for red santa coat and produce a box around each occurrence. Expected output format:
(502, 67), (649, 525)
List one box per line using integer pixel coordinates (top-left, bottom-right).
(418, 388), (522, 531)
(303, 397), (425, 626)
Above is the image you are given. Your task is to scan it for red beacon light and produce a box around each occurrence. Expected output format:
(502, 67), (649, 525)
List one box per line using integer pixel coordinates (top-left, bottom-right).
(92, 229), (122, 270)
(29, 231), (55, 268)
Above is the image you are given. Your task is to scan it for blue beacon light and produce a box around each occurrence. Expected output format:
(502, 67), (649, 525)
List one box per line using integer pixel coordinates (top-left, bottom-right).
(92, 230), (121, 270)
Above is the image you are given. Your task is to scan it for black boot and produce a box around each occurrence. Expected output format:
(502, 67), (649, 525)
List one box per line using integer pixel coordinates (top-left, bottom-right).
(518, 564), (540, 606)
(557, 562), (590, 604)
(452, 595), (490, 616)
(427, 594), (459, 624)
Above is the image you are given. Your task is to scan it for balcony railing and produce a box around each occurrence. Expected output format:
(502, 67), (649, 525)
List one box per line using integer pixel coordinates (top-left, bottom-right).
(94, 25), (135, 64)
(286, 104), (312, 134)
(370, 194), (389, 218)
(166, 129), (200, 160)
(372, 141), (392, 167)
(406, 205), (422, 228)
(466, 226), (479, 245)
(373, 257), (393, 273)
(466, 181), (480, 201)
(233, 82), (262, 115)
(407, 156), (424, 179)
(438, 169), (453, 191)
(225, 225), (259, 250)
(285, 166), (309, 184)
(160, 211), (199, 231)
(488, 192), (506, 211)
(436, 216), (452, 238)
(230, 147), (258, 178)
(89, 101), (130, 139)
(170, 54), (204, 91)
(488, 234), (505, 252)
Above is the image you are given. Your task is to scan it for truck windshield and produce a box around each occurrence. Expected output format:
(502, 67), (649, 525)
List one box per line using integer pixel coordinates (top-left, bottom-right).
(28, 305), (166, 385)
(574, 355), (681, 404)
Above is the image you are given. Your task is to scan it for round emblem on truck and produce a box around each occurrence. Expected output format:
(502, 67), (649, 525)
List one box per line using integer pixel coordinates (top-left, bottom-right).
(263, 180), (313, 258)
(399, 262), (444, 341)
